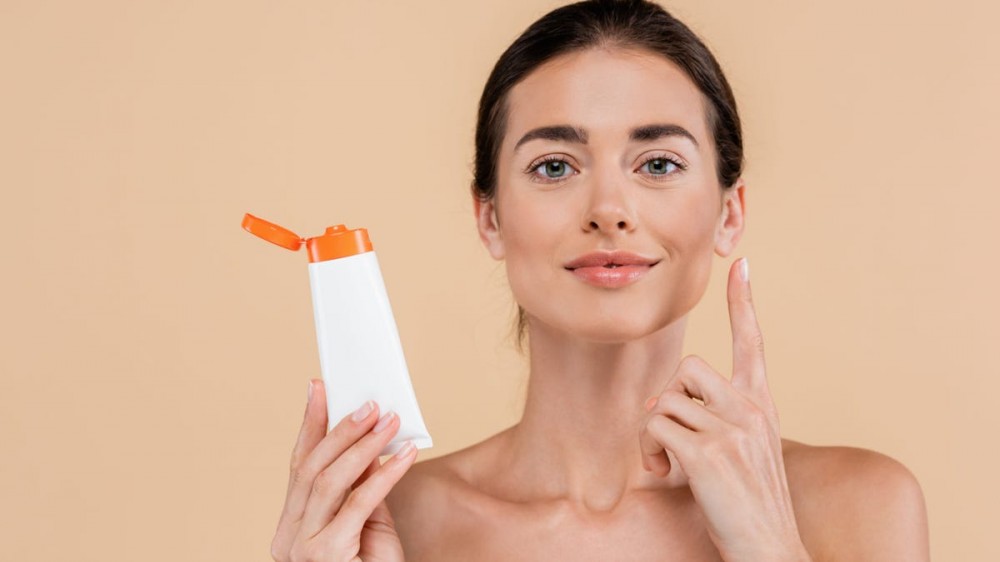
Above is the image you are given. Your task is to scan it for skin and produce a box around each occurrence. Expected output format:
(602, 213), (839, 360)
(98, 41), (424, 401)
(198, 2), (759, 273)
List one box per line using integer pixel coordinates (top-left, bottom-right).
(271, 46), (930, 561)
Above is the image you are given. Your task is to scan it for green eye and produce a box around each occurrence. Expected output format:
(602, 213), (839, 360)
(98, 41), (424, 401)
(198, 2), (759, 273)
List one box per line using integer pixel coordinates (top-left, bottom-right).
(527, 156), (578, 183)
(542, 161), (569, 178)
(641, 157), (680, 175)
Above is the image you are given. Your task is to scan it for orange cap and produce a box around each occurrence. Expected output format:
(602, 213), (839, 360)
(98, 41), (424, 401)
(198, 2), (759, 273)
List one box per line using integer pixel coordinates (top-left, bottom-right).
(242, 213), (373, 263)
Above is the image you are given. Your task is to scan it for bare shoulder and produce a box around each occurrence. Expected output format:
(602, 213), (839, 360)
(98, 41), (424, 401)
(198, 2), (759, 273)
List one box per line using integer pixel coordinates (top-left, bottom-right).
(387, 426), (512, 508)
(780, 438), (930, 561)
(384, 450), (462, 526)
(385, 437), (503, 557)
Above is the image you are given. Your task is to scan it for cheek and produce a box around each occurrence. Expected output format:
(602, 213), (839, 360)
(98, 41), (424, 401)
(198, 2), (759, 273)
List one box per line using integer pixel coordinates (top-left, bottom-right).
(498, 192), (574, 312)
(647, 192), (720, 317)
(649, 192), (719, 257)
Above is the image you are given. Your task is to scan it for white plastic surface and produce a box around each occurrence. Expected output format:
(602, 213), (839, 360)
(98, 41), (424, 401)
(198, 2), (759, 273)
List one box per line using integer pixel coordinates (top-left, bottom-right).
(308, 251), (433, 456)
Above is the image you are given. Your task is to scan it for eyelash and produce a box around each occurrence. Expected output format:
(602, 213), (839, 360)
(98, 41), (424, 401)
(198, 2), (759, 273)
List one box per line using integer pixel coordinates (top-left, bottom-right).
(524, 153), (688, 184)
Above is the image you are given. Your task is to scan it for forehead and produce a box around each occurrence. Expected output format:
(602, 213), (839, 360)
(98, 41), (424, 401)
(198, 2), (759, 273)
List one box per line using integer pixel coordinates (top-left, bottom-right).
(504, 47), (710, 151)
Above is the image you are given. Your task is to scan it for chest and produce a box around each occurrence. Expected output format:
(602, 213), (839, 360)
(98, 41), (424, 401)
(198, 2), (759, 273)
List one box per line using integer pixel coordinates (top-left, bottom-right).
(403, 502), (727, 562)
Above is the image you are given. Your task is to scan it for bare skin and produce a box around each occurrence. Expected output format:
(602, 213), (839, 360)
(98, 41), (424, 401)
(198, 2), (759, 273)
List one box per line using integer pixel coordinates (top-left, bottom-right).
(271, 46), (929, 561)
(387, 436), (928, 561)
(386, 47), (928, 560)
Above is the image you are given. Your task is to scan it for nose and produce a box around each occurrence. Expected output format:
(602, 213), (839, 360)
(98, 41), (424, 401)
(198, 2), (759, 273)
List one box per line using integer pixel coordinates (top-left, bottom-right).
(582, 180), (637, 234)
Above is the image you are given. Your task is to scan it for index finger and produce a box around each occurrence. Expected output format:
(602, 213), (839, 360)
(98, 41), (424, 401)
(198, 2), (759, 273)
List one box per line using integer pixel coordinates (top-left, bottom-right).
(728, 257), (767, 395)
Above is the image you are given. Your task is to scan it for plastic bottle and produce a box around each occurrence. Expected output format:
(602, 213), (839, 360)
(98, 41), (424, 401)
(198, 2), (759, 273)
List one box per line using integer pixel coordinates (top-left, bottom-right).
(242, 213), (433, 456)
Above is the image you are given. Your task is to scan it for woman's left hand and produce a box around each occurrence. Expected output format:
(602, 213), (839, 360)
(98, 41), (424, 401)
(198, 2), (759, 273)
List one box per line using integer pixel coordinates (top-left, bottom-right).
(639, 258), (812, 562)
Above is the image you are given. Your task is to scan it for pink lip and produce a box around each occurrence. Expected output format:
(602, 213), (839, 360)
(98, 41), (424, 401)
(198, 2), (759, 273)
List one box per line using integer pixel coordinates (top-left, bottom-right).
(563, 250), (660, 288)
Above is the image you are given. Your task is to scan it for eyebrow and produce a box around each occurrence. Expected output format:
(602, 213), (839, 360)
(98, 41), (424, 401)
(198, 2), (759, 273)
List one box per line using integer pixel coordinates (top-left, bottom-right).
(513, 123), (700, 153)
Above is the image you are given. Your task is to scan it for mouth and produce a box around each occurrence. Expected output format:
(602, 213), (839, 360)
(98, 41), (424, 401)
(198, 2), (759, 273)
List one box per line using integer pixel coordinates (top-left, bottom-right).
(563, 250), (662, 271)
(563, 252), (661, 288)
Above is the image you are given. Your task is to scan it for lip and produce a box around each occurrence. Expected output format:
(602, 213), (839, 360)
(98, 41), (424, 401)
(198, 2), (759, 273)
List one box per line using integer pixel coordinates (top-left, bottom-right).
(564, 250), (661, 289)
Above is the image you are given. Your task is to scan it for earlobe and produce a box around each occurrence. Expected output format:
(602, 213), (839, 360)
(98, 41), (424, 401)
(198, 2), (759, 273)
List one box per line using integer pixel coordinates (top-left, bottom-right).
(473, 196), (505, 260)
(713, 179), (746, 258)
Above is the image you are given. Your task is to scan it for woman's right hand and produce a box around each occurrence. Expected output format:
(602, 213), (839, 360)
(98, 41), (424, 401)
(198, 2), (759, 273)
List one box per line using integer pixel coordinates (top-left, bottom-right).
(271, 379), (417, 562)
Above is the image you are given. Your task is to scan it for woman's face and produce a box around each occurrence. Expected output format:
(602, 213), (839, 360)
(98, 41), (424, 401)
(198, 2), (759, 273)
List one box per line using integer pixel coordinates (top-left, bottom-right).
(475, 47), (745, 343)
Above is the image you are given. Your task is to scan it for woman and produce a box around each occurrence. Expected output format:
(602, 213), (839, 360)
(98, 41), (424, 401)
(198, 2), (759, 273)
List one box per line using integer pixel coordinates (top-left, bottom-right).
(270, 1), (930, 560)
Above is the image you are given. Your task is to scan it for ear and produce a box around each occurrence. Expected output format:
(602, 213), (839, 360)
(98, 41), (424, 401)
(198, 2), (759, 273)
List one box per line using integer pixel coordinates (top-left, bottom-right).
(473, 195), (505, 260)
(713, 177), (746, 257)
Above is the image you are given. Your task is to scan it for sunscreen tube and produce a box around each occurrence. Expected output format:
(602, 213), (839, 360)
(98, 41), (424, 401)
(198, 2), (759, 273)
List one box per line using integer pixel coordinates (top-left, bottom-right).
(242, 213), (433, 456)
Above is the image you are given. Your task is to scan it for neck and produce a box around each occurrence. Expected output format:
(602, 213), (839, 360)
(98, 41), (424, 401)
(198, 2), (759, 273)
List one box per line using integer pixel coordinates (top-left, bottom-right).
(503, 315), (689, 512)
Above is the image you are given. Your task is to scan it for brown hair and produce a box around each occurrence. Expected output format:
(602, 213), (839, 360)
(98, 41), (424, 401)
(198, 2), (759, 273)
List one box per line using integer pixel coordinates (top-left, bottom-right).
(470, 0), (744, 352)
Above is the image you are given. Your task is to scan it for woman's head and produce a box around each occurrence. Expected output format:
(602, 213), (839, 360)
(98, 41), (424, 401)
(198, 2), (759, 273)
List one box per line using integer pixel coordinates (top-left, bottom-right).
(471, 0), (746, 350)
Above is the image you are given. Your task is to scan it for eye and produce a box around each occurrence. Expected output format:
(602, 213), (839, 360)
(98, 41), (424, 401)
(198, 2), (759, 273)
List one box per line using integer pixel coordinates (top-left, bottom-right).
(526, 155), (578, 183)
(638, 154), (687, 178)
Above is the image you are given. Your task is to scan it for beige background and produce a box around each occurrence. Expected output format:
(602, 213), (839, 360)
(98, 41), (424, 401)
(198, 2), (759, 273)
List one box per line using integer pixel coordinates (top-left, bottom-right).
(1, 0), (996, 560)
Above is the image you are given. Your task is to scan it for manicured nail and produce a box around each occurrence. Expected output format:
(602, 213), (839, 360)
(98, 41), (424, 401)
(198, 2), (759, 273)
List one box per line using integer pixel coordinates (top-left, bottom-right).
(307, 380), (313, 403)
(395, 440), (416, 459)
(373, 411), (396, 433)
(740, 257), (749, 282)
(351, 400), (374, 423)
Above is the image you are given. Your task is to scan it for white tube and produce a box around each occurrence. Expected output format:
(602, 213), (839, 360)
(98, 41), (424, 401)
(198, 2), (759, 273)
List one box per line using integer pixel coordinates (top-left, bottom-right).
(308, 251), (433, 456)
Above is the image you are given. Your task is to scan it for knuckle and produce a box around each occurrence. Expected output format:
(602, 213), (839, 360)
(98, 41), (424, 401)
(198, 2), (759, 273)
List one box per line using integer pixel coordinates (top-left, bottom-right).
(341, 487), (368, 515)
(706, 432), (728, 454)
(302, 541), (330, 562)
(291, 465), (314, 488)
(686, 436), (713, 469)
(287, 542), (305, 562)
(303, 546), (324, 562)
(646, 414), (667, 435)
(660, 391), (687, 412)
(746, 406), (770, 433)
(290, 543), (322, 562)
(702, 436), (731, 465)
(288, 449), (308, 474)
(328, 413), (371, 445)
(312, 468), (350, 505)
(333, 410), (361, 432)
(641, 418), (661, 446)
(647, 416), (676, 446)
(269, 537), (286, 562)
(311, 468), (338, 495)
(732, 425), (752, 448)
(728, 426), (756, 460)
(679, 354), (700, 370)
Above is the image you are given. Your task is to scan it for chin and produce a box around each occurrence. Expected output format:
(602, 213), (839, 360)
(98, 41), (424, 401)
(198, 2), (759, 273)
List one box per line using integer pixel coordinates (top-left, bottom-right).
(537, 307), (671, 344)
(574, 320), (663, 344)
(513, 273), (703, 344)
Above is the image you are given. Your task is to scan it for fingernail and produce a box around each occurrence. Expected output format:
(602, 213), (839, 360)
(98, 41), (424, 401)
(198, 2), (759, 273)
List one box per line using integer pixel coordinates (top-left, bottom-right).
(351, 400), (374, 423)
(373, 411), (396, 433)
(307, 380), (313, 403)
(644, 396), (657, 411)
(395, 440), (416, 459)
(740, 257), (750, 282)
